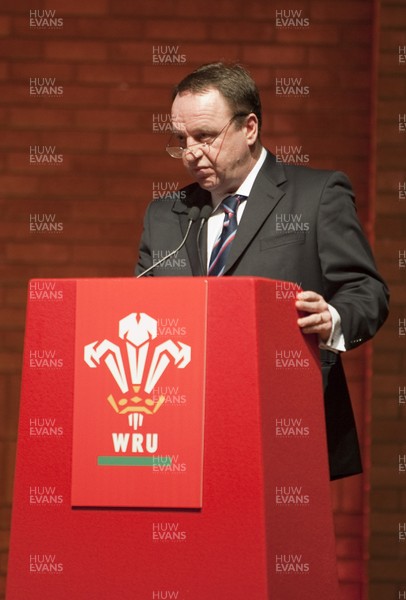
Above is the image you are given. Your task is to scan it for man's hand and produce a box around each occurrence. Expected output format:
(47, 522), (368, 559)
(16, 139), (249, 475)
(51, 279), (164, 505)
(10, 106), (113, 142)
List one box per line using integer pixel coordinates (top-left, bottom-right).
(295, 291), (332, 343)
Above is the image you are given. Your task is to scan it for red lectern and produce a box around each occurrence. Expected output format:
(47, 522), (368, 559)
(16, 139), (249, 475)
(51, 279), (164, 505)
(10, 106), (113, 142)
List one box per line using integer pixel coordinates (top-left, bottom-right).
(7, 277), (340, 599)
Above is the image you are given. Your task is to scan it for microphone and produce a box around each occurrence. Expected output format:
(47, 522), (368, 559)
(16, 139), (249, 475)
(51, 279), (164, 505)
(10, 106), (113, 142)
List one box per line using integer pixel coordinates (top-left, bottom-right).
(137, 206), (201, 278)
(196, 204), (213, 276)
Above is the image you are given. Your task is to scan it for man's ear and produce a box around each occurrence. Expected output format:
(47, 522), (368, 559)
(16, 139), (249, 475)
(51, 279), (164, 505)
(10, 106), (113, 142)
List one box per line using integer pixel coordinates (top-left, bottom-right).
(244, 114), (259, 146)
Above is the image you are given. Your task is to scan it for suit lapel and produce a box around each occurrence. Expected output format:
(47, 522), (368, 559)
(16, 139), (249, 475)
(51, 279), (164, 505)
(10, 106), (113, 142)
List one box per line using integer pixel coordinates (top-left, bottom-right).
(172, 185), (211, 276)
(224, 152), (287, 274)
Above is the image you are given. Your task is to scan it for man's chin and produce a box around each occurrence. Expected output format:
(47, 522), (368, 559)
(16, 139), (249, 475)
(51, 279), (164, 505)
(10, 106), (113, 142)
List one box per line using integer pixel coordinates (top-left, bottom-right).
(195, 176), (218, 191)
(197, 180), (214, 190)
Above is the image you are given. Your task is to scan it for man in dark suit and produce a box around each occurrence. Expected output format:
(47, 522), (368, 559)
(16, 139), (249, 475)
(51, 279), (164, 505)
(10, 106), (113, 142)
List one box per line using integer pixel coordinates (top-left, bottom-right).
(136, 62), (389, 480)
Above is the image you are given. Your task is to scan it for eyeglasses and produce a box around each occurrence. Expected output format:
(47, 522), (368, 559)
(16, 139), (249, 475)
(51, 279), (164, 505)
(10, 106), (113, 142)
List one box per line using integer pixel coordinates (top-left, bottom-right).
(166, 112), (249, 159)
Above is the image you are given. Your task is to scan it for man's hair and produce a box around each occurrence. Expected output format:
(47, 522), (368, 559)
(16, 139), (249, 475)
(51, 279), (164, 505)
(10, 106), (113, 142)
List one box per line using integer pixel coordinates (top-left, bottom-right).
(172, 62), (262, 132)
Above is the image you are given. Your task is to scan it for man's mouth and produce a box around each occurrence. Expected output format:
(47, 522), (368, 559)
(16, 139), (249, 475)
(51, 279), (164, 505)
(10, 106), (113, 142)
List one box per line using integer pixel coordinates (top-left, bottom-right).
(192, 167), (211, 178)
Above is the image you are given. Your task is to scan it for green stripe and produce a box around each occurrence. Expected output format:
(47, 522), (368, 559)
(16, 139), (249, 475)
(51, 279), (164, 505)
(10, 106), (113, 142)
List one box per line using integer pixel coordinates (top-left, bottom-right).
(97, 456), (172, 467)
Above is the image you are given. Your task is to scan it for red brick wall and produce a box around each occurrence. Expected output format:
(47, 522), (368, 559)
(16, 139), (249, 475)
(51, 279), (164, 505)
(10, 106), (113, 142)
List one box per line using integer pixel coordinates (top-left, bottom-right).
(369, 0), (406, 598)
(0, 1), (381, 598)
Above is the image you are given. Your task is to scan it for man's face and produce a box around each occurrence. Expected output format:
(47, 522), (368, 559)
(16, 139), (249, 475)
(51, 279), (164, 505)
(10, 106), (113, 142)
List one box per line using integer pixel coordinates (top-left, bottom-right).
(170, 89), (258, 199)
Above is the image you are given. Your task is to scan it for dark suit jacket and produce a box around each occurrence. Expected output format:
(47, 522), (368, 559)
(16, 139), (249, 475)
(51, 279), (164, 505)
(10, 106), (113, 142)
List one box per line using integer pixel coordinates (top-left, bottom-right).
(137, 151), (389, 479)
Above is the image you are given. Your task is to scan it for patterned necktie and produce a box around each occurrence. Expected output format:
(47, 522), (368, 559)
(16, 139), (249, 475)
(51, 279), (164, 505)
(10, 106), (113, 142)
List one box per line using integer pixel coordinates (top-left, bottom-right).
(208, 195), (245, 276)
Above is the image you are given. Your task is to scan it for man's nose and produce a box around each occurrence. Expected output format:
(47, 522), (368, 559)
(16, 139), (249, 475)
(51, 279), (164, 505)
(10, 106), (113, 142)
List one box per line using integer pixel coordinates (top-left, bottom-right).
(183, 145), (204, 162)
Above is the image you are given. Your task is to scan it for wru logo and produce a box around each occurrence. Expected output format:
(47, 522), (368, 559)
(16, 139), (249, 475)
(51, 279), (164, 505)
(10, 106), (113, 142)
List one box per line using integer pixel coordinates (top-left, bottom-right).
(84, 312), (191, 430)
